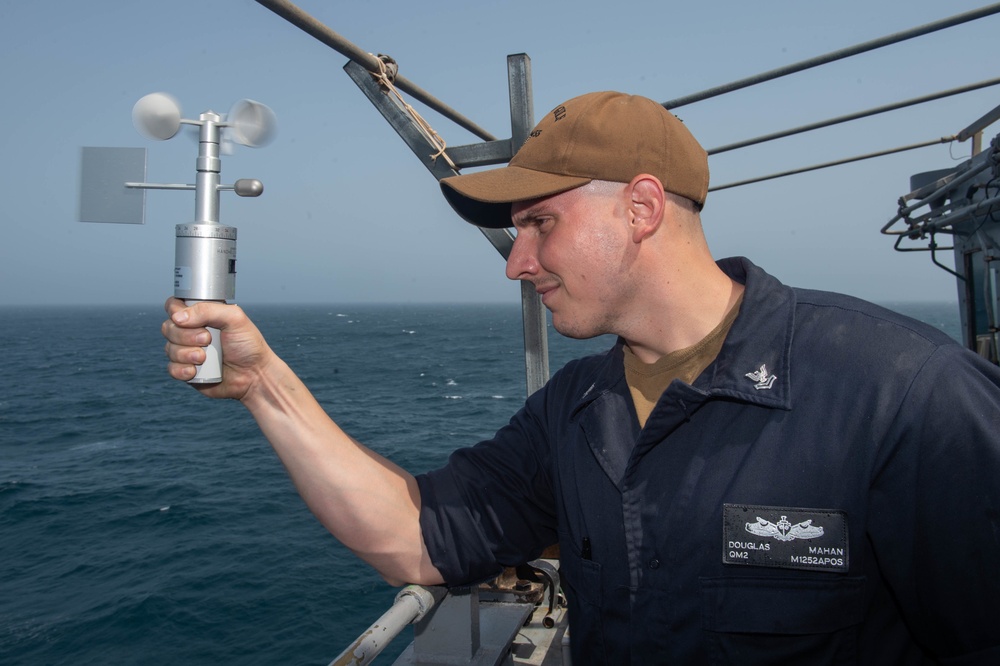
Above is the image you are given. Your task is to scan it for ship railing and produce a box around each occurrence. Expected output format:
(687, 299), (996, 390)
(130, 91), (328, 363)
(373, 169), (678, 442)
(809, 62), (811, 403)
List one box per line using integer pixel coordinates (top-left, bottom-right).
(330, 560), (567, 666)
(328, 585), (445, 666)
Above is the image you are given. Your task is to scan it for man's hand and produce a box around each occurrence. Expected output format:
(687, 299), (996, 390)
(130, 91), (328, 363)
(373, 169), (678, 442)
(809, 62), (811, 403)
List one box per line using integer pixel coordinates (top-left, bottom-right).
(161, 297), (273, 401)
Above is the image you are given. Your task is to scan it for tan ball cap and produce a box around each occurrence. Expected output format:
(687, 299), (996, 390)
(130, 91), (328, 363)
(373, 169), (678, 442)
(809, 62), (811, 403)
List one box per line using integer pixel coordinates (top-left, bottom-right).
(440, 91), (709, 229)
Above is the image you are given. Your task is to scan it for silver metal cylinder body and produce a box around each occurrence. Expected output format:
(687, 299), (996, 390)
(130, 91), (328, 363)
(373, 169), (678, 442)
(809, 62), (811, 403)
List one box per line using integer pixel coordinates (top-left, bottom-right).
(174, 223), (237, 301)
(195, 111), (222, 224)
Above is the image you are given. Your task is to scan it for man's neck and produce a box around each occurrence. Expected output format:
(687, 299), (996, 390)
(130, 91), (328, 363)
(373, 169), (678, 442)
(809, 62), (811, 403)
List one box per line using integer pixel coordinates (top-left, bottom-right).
(623, 272), (744, 364)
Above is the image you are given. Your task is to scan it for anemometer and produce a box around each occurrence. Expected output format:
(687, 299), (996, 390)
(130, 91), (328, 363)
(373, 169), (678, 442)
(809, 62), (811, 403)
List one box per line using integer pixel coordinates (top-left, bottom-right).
(80, 93), (276, 383)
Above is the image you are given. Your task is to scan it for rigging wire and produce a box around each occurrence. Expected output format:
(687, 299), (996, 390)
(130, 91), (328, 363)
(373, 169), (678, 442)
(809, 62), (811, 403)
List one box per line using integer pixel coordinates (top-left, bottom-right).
(257, 0), (1000, 198)
(709, 137), (956, 192)
(257, 0), (999, 185)
(661, 3), (1000, 110)
(707, 77), (1000, 156)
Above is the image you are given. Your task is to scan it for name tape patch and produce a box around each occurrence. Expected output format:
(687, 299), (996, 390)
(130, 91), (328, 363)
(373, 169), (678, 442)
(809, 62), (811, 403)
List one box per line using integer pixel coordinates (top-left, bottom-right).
(723, 503), (848, 573)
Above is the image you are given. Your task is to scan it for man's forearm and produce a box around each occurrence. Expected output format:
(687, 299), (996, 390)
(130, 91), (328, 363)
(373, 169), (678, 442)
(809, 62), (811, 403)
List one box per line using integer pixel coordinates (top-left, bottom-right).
(241, 354), (444, 586)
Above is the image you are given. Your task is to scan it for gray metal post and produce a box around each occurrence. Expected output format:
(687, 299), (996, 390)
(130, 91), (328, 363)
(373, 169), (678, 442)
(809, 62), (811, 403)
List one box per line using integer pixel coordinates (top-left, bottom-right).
(506, 54), (550, 395)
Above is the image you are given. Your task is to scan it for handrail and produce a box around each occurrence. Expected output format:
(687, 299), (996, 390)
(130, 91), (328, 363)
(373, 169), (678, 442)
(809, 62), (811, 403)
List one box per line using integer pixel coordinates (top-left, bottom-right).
(327, 585), (445, 666)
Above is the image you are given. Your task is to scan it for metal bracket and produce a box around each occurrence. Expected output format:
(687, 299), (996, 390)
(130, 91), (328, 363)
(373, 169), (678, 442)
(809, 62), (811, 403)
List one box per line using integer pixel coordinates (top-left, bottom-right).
(343, 53), (550, 393)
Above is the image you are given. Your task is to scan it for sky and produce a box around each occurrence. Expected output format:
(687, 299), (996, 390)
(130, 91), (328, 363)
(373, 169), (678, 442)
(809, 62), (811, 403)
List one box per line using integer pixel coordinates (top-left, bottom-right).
(1, 0), (998, 307)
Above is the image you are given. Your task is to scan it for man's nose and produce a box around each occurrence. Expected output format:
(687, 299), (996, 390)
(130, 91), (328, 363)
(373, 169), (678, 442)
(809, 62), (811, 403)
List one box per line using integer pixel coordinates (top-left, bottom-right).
(505, 232), (538, 281)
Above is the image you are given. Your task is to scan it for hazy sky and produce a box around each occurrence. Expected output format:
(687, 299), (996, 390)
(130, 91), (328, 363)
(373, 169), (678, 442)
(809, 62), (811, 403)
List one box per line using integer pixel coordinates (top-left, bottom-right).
(1, 0), (997, 307)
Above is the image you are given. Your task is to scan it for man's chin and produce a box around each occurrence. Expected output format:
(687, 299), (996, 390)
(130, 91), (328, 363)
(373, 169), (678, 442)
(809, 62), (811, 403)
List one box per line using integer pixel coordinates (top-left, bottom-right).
(551, 314), (601, 341)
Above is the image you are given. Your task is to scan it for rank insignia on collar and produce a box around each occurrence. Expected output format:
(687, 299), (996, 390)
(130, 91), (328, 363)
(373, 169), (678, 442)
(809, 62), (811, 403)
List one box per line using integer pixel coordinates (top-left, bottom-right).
(745, 364), (777, 390)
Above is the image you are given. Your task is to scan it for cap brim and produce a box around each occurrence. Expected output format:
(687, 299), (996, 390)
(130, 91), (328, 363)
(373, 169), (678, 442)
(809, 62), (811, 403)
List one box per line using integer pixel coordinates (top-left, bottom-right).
(441, 166), (592, 228)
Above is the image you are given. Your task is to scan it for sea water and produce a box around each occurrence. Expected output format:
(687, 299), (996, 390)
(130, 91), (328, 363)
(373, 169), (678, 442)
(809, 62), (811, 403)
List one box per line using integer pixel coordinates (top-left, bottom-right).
(0, 302), (960, 664)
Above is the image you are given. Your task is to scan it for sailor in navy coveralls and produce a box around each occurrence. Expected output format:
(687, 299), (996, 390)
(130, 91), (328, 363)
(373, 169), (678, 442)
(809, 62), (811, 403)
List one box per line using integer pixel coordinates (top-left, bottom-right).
(433, 92), (1000, 664)
(164, 91), (1000, 664)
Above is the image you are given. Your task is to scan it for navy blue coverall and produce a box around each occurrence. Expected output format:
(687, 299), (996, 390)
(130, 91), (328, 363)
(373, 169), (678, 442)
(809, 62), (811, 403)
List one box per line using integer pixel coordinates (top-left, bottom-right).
(417, 257), (1000, 664)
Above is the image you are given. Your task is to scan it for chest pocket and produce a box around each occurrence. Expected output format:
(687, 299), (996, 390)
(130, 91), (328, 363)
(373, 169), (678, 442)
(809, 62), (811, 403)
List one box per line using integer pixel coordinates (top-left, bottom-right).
(700, 576), (865, 665)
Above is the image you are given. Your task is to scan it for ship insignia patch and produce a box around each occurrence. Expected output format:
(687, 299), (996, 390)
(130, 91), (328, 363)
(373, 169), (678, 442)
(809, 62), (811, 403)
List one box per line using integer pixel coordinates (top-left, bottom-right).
(746, 515), (824, 541)
(745, 364), (777, 390)
(723, 504), (849, 573)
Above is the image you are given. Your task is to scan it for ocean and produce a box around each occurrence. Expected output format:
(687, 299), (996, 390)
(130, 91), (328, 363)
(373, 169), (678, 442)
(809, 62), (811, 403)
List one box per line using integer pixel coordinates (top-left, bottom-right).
(0, 301), (960, 665)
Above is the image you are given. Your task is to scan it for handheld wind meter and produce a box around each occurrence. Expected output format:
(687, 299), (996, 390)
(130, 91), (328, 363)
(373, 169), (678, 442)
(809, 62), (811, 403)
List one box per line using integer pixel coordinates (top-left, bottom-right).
(80, 93), (275, 383)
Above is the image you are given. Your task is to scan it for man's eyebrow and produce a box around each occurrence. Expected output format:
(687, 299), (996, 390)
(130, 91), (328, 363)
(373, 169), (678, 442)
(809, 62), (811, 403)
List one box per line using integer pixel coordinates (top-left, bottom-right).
(512, 204), (554, 226)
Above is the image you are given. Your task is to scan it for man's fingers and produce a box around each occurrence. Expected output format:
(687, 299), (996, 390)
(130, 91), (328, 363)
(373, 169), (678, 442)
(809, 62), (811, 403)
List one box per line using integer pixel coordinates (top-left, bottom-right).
(161, 315), (210, 348)
(164, 338), (206, 364)
(166, 360), (198, 381)
(167, 299), (247, 332)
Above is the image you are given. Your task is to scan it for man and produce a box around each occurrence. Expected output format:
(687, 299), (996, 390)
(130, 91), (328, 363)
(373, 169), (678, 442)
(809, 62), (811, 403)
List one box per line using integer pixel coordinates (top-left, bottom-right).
(163, 91), (1000, 664)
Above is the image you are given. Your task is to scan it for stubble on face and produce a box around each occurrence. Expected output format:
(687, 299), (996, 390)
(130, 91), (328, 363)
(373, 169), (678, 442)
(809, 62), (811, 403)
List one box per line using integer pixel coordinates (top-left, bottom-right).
(526, 182), (636, 340)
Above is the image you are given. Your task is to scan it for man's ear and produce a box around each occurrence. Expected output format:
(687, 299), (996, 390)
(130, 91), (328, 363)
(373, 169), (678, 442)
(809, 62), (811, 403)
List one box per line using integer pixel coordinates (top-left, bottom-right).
(628, 174), (665, 243)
